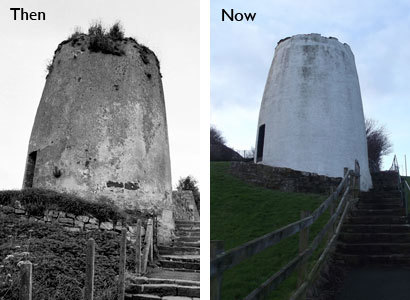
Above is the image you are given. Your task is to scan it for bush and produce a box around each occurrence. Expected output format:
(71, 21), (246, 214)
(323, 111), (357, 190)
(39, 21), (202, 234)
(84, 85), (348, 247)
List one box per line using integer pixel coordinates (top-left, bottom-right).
(87, 21), (125, 56)
(177, 176), (200, 214)
(0, 188), (125, 222)
(108, 22), (124, 41)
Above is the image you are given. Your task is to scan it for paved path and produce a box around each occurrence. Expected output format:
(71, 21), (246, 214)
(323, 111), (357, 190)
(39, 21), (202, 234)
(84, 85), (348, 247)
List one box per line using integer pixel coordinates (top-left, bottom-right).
(336, 267), (410, 300)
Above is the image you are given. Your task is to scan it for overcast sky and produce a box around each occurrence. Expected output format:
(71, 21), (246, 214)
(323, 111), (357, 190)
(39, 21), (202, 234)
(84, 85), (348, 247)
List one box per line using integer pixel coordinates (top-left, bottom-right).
(0, 0), (199, 190)
(211, 0), (410, 173)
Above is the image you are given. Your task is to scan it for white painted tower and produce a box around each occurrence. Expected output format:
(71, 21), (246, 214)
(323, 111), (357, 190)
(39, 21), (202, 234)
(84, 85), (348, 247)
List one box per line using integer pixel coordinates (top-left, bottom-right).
(255, 34), (372, 190)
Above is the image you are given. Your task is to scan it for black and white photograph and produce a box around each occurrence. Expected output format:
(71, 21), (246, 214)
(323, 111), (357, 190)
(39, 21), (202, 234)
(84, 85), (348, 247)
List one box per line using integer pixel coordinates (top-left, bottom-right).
(0, 1), (200, 299)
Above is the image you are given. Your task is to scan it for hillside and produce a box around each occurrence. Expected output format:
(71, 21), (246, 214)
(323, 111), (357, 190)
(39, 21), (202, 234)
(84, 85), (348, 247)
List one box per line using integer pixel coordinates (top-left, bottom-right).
(211, 162), (329, 299)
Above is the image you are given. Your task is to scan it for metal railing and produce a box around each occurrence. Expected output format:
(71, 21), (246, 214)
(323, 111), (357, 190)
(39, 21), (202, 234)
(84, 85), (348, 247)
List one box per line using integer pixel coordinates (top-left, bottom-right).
(390, 155), (408, 217)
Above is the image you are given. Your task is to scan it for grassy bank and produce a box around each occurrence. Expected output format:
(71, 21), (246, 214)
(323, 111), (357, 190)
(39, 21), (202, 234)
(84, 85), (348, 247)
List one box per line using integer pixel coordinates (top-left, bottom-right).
(0, 213), (136, 300)
(211, 162), (329, 299)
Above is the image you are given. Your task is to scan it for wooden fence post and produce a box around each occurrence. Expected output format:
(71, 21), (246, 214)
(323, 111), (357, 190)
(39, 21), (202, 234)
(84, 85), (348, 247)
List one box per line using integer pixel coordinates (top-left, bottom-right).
(142, 219), (153, 274)
(118, 228), (127, 300)
(298, 211), (310, 287)
(328, 187), (335, 240)
(150, 219), (154, 262)
(84, 238), (95, 300)
(135, 219), (142, 275)
(211, 240), (224, 300)
(19, 261), (32, 300)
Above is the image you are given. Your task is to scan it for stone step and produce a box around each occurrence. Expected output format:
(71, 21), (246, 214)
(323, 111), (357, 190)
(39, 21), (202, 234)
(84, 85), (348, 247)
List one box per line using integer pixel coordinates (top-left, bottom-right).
(158, 246), (200, 255)
(175, 220), (200, 227)
(339, 232), (410, 243)
(345, 215), (407, 224)
(176, 226), (200, 231)
(159, 260), (200, 271)
(336, 242), (410, 255)
(175, 230), (200, 237)
(125, 294), (161, 300)
(128, 277), (199, 287)
(341, 224), (410, 233)
(350, 208), (404, 217)
(333, 253), (410, 266)
(125, 283), (200, 298)
(160, 255), (200, 263)
(172, 241), (200, 248)
(173, 236), (200, 243)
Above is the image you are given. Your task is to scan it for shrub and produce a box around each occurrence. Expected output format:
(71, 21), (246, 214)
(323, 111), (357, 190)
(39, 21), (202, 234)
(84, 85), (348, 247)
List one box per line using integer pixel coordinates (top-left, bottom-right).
(0, 188), (125, 222)
(108, 22), (124, 41)
(87, 21), (125, 56)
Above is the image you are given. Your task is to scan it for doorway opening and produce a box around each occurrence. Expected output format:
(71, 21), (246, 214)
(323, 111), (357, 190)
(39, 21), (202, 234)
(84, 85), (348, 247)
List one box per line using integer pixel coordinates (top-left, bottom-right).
(256, 124), (265, 162)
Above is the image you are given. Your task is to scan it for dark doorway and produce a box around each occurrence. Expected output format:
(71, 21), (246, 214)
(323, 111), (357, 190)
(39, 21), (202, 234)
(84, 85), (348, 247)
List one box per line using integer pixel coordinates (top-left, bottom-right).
(256, 124), (265, 162)
(23, 151), (37, 188)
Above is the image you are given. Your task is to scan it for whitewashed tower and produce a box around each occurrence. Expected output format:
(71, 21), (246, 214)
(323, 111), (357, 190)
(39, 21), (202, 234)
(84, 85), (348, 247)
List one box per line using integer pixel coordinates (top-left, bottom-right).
(255, 34), (372, 190)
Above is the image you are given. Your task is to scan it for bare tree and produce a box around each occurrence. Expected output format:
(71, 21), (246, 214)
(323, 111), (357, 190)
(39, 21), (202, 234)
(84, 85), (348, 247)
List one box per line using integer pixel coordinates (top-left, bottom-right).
(210, 126), (226, 145)
(365, 118), (392, 172)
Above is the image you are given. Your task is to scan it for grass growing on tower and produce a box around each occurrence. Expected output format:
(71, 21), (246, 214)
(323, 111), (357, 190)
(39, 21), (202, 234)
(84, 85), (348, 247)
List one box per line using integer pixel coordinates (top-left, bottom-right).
(211, 162), (330, 299)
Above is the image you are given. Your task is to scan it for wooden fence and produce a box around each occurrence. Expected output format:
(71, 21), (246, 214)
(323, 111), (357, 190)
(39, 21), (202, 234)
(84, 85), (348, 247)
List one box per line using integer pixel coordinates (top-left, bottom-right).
(17, 218), (154, 300)
(211, 162), (360, 300)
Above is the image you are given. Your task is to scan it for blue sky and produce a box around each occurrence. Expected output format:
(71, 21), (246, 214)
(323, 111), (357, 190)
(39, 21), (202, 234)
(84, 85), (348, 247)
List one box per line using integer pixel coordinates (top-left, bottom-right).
(211, 0), (410, 173)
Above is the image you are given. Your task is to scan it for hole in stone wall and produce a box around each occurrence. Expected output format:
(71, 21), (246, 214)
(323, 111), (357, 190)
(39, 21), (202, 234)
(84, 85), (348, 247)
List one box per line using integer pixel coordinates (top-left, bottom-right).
(23, 151), (37, 188)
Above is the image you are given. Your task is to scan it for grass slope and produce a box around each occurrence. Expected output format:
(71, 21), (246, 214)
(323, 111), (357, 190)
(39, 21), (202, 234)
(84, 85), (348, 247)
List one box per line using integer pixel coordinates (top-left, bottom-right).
(0, 214), (136, 300)
(211, 162), (329, 300)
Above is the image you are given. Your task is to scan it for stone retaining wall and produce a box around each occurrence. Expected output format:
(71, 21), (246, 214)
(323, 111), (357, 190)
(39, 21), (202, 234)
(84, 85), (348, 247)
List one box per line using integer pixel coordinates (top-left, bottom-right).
(0, 203), (146, 238)
(230, 162), (342, 194)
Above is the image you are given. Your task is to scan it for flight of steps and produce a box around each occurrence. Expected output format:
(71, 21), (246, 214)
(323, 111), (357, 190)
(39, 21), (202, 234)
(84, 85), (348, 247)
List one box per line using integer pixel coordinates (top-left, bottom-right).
(335, 171), (410, 266)
(125, 220), (200, 300)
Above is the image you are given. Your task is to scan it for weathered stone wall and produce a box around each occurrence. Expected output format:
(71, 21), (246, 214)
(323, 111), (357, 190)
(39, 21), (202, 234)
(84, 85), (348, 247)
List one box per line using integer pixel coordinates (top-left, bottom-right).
(255, 33), (372, 191)
(0, 203), (146, 238)
(172, 190), (199, 221)
(230, 162), (342, 194)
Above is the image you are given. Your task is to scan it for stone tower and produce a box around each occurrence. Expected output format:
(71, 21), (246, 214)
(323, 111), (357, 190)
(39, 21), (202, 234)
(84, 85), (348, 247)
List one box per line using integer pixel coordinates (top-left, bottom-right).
(23, 33), (174, 241)
(255, 34), (372, 190)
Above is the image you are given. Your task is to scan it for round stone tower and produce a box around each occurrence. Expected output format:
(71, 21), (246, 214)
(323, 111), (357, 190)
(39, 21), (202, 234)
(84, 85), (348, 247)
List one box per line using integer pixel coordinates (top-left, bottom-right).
(255, 33), (372, 190)
(23, 33), (174, 241)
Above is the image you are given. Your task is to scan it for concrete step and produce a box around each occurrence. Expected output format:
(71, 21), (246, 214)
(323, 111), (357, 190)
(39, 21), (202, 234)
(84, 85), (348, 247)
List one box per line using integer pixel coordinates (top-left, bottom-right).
(125, 283), (200, 298)
(342, 224), (410, 233)
(339, 232), (410, 243)
(333, 253), (410, 266)
(350, 208), (404, 217)
(358, 196), (401, 203)
(159, 260), (200, 271)
(357, 203), (403, 210)
(336, 242), (410, 255)
(345, 215), (407, 224)
(158, 246), (200, 255)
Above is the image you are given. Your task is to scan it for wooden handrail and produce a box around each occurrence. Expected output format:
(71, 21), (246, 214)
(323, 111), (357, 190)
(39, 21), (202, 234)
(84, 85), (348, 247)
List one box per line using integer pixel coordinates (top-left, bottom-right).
(210, 170), (353, 278)
(244, 184), (351, 300)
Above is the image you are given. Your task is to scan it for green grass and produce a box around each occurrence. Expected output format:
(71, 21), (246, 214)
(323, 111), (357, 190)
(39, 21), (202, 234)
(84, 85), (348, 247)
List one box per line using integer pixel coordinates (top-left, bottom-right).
(211, 162), (330, 300)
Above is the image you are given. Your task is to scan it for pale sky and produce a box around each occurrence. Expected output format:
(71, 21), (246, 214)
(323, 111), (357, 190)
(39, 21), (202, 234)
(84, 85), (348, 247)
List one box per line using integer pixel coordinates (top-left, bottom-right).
(0, 0), (200, 189)
(211, 0), (410, 173)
